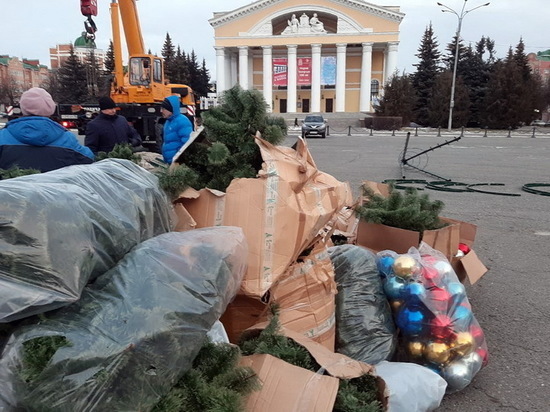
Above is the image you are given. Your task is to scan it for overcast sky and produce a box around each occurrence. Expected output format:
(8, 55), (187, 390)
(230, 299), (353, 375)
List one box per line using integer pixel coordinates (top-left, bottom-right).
(2, 0), (549, 78)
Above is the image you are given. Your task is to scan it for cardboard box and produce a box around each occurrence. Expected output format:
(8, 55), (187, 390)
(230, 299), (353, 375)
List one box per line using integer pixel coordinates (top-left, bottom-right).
(220, 294), (267, 344)
(174, 137), (353, 297)
(240, 354), (340, 412)
(356, 181), (488, 284)
(241, 325), (388, 411)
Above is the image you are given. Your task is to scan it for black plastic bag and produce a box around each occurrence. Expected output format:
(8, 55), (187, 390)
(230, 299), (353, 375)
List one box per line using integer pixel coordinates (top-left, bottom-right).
(329, 244), (397, 364)
(0, 227), (247, 411)
(0, 159), (172, 322)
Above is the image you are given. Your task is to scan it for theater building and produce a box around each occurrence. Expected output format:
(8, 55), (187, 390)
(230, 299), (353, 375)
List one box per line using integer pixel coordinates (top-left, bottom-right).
(209, 0), (403, 114)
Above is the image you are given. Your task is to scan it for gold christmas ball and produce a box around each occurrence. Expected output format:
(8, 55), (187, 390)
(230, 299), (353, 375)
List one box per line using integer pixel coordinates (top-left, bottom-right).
(392, 255), (418, 278)
(424, 341), (451, 365)
(390, 299), (404, 312)
(406, 341), (425, 359)
(451, 332), (475, 357)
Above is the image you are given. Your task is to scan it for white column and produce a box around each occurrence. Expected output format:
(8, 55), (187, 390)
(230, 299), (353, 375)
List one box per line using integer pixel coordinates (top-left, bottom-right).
(359, 42), (373, 112)
(238, 46), (249, 89)
(215, 46), (226, 95)
(335, 43), (347, 112)
(384, 42), (399, 85)
(287, 45), (297, 113)
(230, 52), (238, 87)
(262, 45), (273, 112)
(311, 44), (322, 113)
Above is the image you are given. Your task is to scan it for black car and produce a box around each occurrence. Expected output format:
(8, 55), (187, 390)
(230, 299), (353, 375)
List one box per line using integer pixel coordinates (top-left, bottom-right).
(301, 114), (327, 138)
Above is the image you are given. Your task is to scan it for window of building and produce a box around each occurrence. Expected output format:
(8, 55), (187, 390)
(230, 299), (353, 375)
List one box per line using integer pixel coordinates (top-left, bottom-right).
(371, 79), (379, 99)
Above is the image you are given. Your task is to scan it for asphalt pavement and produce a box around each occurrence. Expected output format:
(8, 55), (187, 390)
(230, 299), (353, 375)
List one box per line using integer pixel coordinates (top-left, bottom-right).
(284, 129), (549, 411)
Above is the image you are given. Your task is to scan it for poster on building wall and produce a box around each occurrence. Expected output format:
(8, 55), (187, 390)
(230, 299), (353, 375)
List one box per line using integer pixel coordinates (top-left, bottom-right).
(297, 57), (311, 85)
(321, 56), (336, 85)
(273, 58), (287, 86)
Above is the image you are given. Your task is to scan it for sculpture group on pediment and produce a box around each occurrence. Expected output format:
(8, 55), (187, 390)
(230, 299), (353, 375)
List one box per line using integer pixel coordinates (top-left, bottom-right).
(282, 12), (327, 35)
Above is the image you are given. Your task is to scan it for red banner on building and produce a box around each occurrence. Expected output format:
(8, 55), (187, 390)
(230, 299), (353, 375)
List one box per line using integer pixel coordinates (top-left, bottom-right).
(297, 58), (311, 85)
(273, 58), (287, 86)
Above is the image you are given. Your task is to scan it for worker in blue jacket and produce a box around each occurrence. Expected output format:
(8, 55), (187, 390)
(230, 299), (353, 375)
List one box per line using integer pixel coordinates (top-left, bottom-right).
(160, 95), (193, 164)
(0, 87), (94, 173)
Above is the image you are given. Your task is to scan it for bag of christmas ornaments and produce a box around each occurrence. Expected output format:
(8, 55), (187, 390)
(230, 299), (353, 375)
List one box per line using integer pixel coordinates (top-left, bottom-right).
(377, 242), (488, 393)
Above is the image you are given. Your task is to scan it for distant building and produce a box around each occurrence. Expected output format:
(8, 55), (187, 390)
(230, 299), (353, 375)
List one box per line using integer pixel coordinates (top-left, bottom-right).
(49, 33), (106, 70)
(0, 55), (50, 93)
(210, 1), (404, 114)
(527, 50), (550, 84)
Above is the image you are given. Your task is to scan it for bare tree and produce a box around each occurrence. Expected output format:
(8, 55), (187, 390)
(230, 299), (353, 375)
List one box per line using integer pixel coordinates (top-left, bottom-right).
(0, 74), (22, 106)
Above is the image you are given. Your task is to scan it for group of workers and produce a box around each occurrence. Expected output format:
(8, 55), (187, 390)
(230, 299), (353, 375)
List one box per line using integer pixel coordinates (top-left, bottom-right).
(0, 87), (193, 174)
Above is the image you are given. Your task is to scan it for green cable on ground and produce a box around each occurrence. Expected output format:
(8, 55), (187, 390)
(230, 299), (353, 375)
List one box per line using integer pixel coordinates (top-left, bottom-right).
(382, 179), (427, 190)
(426, 181), (470, 193)
(522, 183), (550, 196)
(467, 183), (521, 197)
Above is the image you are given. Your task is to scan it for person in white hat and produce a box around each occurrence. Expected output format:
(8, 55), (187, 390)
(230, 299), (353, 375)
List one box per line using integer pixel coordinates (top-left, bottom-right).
(0, 87), (94, 173)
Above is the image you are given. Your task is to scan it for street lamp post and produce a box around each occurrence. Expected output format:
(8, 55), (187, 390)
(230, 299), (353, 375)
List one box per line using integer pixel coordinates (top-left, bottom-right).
(437, 0), (490, 131)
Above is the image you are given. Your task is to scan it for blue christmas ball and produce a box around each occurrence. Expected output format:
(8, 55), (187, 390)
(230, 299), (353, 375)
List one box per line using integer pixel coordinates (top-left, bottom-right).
(383, 275), (406, 300)
(378, 255), (395, 277)
(397, 306), (426, 336)
(447, 282), (466, 301)
(404, 282), (427, 303)
(452, 305), (473, 331)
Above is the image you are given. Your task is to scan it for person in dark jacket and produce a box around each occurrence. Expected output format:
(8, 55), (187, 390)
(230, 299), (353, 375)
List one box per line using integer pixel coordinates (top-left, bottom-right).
(161, 95), (193, 164)
(84, 96), (142, 154)
(0, 87), (94, 173)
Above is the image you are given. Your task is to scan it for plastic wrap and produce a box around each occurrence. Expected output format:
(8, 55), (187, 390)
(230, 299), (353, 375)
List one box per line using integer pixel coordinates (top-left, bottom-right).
(0, 227), (247, 411)
(375, 360), (447, 412)
(378, 242), (489, 393)
(0, 159), (172, 322)
(328, 245), (397, 364)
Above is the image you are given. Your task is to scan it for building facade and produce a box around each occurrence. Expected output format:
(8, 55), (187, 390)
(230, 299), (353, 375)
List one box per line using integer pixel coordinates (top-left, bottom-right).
(0, 56), (50, 102)
(210, 0), (403, 114)
(49, 34), (106, 70)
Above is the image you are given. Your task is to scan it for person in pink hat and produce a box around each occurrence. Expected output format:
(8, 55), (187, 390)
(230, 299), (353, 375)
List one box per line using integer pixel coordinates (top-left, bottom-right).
(0, 87), (94, 173)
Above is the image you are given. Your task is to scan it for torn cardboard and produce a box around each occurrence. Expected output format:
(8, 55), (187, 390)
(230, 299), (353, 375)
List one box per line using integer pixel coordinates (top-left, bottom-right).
(269, 244), (337, 351)
(174, 136), (353, 297)
(240, 354), (339, 412)
(241, 324), (388, 410)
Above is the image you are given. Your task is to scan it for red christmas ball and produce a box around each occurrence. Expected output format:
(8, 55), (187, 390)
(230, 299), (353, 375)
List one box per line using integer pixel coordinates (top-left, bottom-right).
(469, 325), (485, 345)
(476, 347), (489, 367)
(421, 254), (439, 265)
(427, 287), (451, 313)
(431, 314), (456, 340)
(421, 266), (441, 288)
(458, 243), (471, 255)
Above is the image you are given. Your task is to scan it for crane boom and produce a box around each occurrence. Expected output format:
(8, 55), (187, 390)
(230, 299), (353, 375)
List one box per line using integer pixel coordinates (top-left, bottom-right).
(117, 0), (145, 56)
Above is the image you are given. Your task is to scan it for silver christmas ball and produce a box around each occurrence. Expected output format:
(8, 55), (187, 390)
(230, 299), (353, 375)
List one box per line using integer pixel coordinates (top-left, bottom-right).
(462, 351), (484, 377)
(434, 260), (453, 277)
(442, 359), (473, 392)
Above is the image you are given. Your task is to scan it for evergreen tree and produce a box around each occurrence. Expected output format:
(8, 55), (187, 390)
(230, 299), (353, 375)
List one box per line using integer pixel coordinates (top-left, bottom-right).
(84, 49), (101, 101)
(172, 46), (189, 85)
(104, 40), (115, 74)
(513, 38), (542, 124)
(428, 71), (470, 128)
(161, 33), (176, 83)
(375, 72), (416, 127)
(197, 59), (212, 98)
(187, 50), (202, 96)
(482, 49), (523, 128)
(411, 23), (441, 126)
(56, 45), (89, 103)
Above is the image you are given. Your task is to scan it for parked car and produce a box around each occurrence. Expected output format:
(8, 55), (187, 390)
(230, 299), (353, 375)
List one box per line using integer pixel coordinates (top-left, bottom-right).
(530, 120), (546, 127)
(301, 114), (327, 138)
